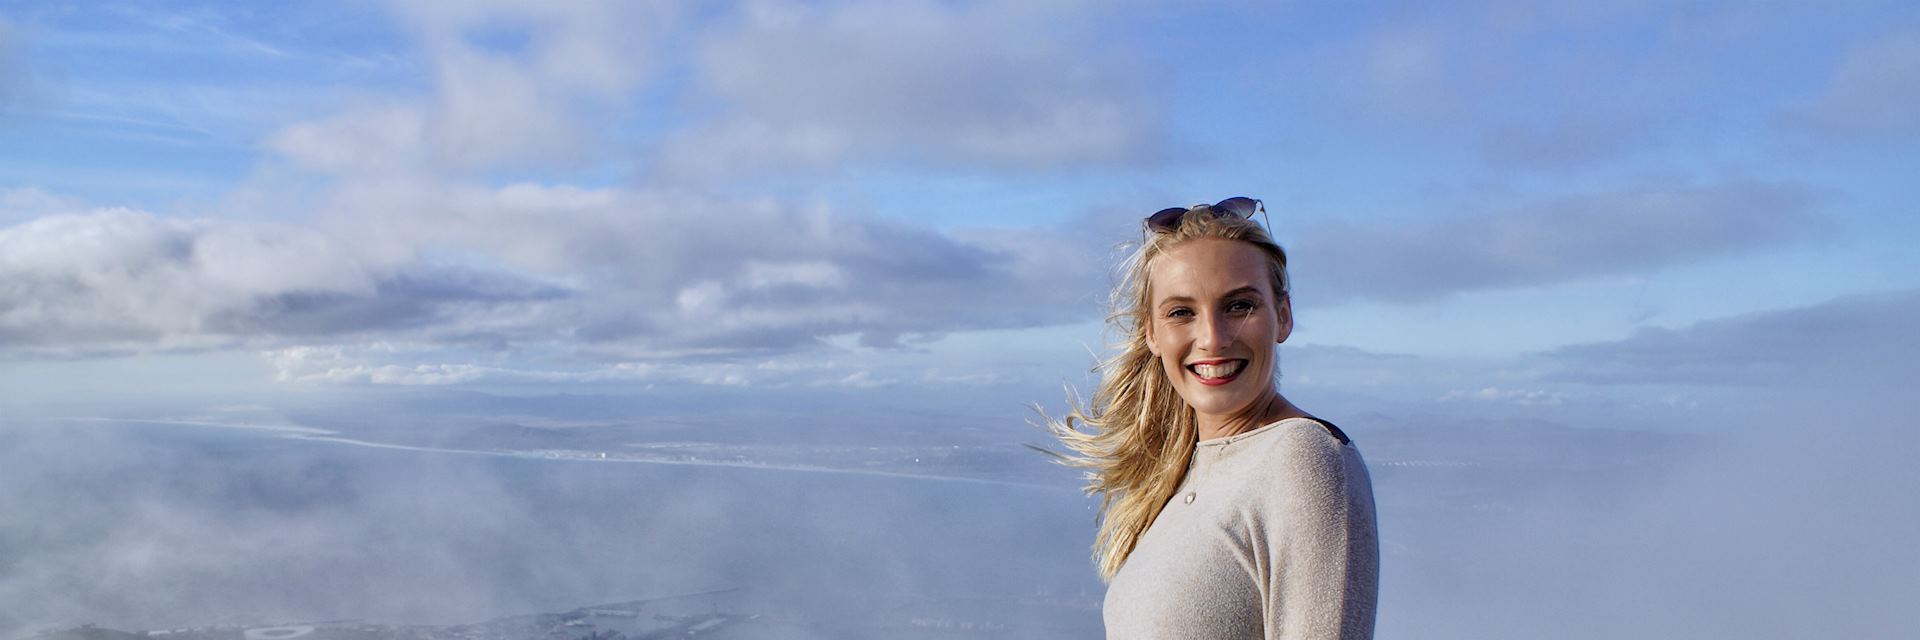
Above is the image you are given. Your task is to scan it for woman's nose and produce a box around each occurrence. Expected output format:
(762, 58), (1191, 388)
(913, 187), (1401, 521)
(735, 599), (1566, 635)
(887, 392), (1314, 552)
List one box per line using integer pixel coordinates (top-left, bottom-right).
(1195, 311), (1233, 352)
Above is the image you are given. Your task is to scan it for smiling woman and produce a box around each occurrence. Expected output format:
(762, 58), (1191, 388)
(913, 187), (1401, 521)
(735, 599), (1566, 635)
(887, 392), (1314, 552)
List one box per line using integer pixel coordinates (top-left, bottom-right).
(1046, 198), (1379, 639)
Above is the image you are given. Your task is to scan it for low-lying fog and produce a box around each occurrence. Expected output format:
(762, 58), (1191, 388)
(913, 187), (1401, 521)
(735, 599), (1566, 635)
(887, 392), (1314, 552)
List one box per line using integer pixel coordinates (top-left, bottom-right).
(2, 381), (1912, 638)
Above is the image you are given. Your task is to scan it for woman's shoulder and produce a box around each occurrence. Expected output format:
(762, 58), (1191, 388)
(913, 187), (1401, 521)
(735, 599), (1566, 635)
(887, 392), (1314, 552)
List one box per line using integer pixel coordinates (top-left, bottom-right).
(1238, 417), (1366, 500)
(1238, 417), (1354, 462)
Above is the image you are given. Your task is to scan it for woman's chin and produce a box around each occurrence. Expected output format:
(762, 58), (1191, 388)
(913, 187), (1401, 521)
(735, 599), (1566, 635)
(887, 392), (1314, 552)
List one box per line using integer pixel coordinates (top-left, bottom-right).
(1184, 391), (1256, 419)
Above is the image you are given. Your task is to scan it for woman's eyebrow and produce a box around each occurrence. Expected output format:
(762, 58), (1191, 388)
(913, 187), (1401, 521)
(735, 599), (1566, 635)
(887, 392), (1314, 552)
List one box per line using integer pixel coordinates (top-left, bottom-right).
(1223, 286), (1263, 298)
(1156, 286), (1264, 308)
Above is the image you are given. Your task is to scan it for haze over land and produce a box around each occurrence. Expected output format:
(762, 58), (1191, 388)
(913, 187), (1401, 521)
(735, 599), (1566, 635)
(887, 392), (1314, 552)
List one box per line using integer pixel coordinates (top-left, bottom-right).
(2, 1), (1917, 637)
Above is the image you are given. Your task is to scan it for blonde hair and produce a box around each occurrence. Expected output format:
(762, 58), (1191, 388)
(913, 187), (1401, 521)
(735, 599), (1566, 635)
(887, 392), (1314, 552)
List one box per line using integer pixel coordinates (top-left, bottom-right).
(1043, 204), (1290, 580)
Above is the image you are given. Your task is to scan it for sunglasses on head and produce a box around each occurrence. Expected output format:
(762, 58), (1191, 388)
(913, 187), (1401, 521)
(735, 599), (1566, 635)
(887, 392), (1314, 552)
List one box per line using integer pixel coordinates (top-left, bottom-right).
(1145, 196), (1266, 233)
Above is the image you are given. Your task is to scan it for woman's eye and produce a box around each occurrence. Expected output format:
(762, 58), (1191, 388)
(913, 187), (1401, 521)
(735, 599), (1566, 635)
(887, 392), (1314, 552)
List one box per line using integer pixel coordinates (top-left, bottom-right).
(1227, 300), (1257, 314)
(1166, 307), (1194, 319)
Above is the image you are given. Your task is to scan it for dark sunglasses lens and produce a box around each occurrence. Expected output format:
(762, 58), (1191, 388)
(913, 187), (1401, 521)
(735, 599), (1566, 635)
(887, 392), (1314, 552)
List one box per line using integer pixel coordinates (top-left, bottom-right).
(1214, 197), (1259, 219)
(1146, 207), (1188, 231)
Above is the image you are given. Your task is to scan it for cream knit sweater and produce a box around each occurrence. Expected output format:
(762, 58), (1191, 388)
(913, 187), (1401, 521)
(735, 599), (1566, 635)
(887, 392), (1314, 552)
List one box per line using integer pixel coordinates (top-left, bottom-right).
(1103, 417), (1379, 639)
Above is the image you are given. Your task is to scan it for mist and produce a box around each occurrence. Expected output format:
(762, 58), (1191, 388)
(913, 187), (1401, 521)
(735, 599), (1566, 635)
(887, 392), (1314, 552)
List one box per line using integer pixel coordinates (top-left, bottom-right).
(5, 367), (1912, 638)
(1374, 388), (1917, 637)
(0, 394), (1106, 637)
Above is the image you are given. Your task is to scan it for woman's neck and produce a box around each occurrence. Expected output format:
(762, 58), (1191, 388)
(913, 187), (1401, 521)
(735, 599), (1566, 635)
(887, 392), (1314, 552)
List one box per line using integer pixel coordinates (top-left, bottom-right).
(1196, 391), (1308, 441)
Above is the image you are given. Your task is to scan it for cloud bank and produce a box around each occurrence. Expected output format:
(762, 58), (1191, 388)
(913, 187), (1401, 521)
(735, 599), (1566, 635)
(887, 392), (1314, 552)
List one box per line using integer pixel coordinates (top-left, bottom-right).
(0, 187), (1109, 361)
(1292, 182), (1826, 303)
(1540, 287), (1920, 388)
(0, 206), (564, 356)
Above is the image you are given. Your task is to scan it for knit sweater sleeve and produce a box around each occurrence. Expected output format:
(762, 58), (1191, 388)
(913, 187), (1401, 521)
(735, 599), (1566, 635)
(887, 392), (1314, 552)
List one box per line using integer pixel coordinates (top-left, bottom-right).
(1257, 425), (1380, 640)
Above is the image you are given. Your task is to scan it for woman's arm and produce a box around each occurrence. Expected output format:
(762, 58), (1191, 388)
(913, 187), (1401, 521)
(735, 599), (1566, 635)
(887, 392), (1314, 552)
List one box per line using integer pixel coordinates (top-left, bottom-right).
(1259, 426), (1380, 640)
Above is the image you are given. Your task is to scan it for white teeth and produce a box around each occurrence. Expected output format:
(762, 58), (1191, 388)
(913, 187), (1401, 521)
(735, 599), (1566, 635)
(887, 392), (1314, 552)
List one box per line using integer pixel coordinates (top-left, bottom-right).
(1191, 360), (1244, 379)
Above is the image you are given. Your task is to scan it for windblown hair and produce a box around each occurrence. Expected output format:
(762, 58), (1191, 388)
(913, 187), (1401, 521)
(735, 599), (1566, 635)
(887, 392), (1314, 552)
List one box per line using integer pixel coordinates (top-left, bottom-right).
(1043, 204), (1290, 580)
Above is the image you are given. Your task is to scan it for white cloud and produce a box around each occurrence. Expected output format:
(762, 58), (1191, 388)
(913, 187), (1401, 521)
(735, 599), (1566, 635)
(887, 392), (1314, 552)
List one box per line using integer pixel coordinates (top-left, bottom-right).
(263, 344), (669, 385)
(3, 183), (1106, 361)
(827, 370), (893, 389)
(1440, 386), (1568, 407)
(253, 326), (1074, 392)
(261, 344), (814, 389)
(0, 202), (567, 356)
(338, 181), (1107, 353)
(0, 187), (83, 225)
(26, 1), (1130, 365)
(742, 260), (846, 290)
(267, 106), (430, 175)
(266, 0), (676, 173)
(659, 0), (1161, 178)
(392, 0), (666, 96)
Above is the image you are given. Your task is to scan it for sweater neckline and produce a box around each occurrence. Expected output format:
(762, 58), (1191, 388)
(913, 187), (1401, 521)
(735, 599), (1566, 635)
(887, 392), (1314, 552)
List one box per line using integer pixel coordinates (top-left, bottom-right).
(1196, 416), (1316, 448)
(1187, 416), (1318, 480)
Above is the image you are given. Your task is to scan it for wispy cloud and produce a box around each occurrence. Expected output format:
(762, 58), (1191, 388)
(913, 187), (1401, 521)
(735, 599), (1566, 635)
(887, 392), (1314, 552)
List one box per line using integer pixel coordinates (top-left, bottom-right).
(1283, 4), (1913, 171)
(1293, 182), (1828, 304)
(1539, 288), (1920, 388)
(1477, 111), (1663, 170)
(1439, 386), (1568, 407)
(0, 16), (21, 112)
(1786, 30), (1920, 141)
(269, 1), (675, 174)
(263, 345), (662, 386)
(0, 186), (80, 225)
(657, 0), (1163, 179)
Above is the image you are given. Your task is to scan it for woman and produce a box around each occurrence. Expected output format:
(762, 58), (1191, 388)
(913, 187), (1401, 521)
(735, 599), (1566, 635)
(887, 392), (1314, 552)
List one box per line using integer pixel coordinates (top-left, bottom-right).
(1047, 197), (1378, 639)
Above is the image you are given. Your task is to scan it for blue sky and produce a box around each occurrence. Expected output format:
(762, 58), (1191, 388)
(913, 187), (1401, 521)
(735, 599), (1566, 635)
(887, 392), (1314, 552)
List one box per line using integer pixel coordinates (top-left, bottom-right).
(2, 0), (1916, 434)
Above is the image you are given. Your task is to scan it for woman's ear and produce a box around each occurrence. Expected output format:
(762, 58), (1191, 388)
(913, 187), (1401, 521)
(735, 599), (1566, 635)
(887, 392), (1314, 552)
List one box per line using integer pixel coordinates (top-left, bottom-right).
(1275, 295), (1294, 344)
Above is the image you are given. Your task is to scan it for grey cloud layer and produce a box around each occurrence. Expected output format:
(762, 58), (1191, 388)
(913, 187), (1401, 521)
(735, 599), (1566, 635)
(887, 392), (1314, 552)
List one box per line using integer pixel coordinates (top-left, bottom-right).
(1789, 31), (1920, 140)
(361, 185), (1113, 354)
(1540, 287), (1920, 387)
(1291, 182), (1824, 303)
(0, 208), (565, 355)
(4, 180), (1834, 362)
(0, 187), (1110, 359)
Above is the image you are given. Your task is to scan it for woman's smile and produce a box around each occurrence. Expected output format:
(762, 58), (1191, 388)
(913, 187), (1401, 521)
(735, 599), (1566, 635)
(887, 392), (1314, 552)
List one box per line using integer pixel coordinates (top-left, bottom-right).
(1187, 358), (1247, 385)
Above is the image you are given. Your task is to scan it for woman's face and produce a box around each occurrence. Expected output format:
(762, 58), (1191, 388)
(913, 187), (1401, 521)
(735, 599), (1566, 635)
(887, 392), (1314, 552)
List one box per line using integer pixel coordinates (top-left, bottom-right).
(1144, 237), (1292, 423)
